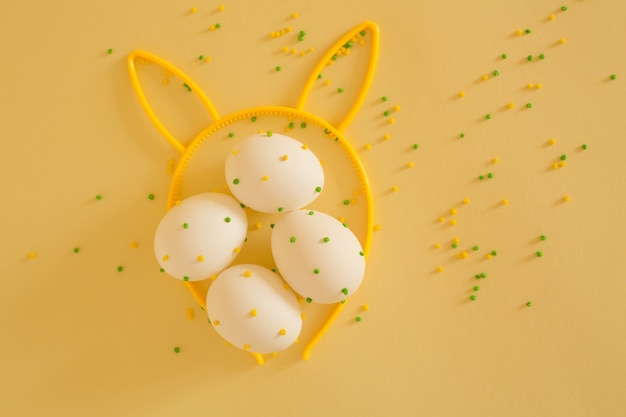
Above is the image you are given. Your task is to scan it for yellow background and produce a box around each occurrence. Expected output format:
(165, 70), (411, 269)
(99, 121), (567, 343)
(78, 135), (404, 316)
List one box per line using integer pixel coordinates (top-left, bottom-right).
(2, 0), (626, 416)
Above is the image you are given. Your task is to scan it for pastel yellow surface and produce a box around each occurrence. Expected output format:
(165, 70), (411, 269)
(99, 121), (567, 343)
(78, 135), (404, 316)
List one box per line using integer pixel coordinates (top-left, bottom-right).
(2, 1), (626, 416)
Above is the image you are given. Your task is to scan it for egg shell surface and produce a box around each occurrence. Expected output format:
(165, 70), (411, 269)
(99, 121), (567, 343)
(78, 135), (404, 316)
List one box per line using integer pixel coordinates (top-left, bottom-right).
(271, 210), (366, 304)
(206, 264), (302, 354)
(224, 133), (324, 213)
(154, 193), (247, 281)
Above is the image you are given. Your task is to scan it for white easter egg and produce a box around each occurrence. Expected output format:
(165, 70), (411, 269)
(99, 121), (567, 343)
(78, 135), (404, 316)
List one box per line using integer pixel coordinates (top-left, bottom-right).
(154, 193), (247, 281)
(271, 210), (366, 304)
(224, 133), (324, 213)
(206, 264), (302, 353)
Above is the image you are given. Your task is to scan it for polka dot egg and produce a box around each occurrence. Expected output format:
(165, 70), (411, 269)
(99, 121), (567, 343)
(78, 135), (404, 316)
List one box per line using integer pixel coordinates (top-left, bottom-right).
(224, 133), (324, 213)
(206, 264), (302, 353)
(271, 210), (366, 304)
(154, 193), (247, 281)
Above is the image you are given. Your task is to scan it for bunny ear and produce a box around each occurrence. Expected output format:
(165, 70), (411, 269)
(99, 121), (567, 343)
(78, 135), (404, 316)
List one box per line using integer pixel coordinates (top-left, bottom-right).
(296, 22), (380, 133)
(127, 50), (220, 154)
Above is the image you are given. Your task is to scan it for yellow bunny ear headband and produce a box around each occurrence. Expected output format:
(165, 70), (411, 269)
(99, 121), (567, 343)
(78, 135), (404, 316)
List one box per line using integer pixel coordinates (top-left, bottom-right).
(127, 21), (379, 365)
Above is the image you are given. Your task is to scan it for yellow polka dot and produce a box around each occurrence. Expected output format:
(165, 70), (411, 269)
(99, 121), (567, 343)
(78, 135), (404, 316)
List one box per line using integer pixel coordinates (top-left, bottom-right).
(458, 91), (465, 98)
(452, 237), (460, 244)
(301, 313), (306, 320)
(528, 83), (535, 89)
(388, 117), (395, 124)
(175, 200), (182, 206)
(434, 243), (441, 249)
(461, 251), (469, 259)
(281, 46), (289, 53)
(482, 74), (489, 81)
(502, 199), (509, 205)
(450, 208), (457, 215)
(549, 138), (556, 145)
(213, 320), (220, 326)
(392, 185), (399, 192)
(262, 175), (269, 181)
(232, 149), (239, 155)
(279, 328), (287, 336)
(563, 195), (570, 202)
(281, 154), (288, 161)
(130, 242), (138, 249)
(507, 102), (515, 109)
(162, 255), (169, 261)
(204, 56), (211, 63)
(301, 144), (309, 150)
(210, 275), (217, 281)
(559, 161), (567, 168)
(190, 7), (197, 13)
(243, 344), (250, 351)
(233, 247), (241, 253)
(350, 198), (358, 205)
(324, 80), (331, 86)
(186, 308), (194, 320)
(436, 266), (444, 273)
(218, 5), (225, 11)
(383, 133), (391, 141)
(373, 224), (381, 231)
(450, 219), (457, 226)
(559, 38), (566, 44)
(492, 157), (499, 164)
(362, 304), (369, 311)
(244, 270), (252, 278)
(552, 162), (560, 170)
(549, 14), (555, 21)
(255, 222), (262, 229)
(365, 143), (372, 150)
(486, 253), (493, 260)
(536, 83), (543, 89)
(516, 29), (523, 36)
(28, 251), (37, 260)
(407, 161), (415, 168)
(438, 216), (445, 223)
(463, 197), (471, 205)
(197, 255), (205, 262)
(271, 352), (279, 358)
(393, 105), (401, 112)
(250, 309), (257, 317)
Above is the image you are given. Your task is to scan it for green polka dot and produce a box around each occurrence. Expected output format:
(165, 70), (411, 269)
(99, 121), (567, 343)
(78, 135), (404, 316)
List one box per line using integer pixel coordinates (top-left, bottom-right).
(148, 194), (155, 200)
(313, 268), (320, 274)
(173, 347), (180, 353)
(183, 276), (190, 281)
(224, 217), (231, 223)
(290, 236), (296, 243)
(233, 178), (240, 185)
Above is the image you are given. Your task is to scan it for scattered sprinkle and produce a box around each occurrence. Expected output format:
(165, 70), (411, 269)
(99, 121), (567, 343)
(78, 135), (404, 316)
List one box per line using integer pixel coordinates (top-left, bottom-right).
(470, 295), (477, 301)
(117, 266), (124, 272)
(526, 301), (533, 307)
(436, 266), (444, 273)
(536, 251), (543, 257)
(611, 74), (617, 80)
(73, 247), (80, 253)
(502, 199), (509, 205)
(173, 346), (181, 354)
(107, 48), (113, 55)
(148, 194), (155, 200)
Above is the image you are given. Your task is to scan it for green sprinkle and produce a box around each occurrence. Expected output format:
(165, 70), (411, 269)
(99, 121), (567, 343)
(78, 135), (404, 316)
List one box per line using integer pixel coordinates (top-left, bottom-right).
(475, 274), (481, 279)
(473, 245), (479, 251)
(359, 251), (364, 256)
(479, 175), (485, 180)
(611, 74), (617, 80)
(148, 194), (155, 200)
(240, 203), (246, 208)
(469, 295), (477, 301)
(117, 266), (123, 272)
(308, 211), (314, 215)
(343, 199), (350, 205)
(107, 48), (113, 54)
(300, 122), (307, 128)
(275, 66), (281, 72)
(452, 243), (458, 249)
(501, 53), (507, 59)
(251, 116), (257, 122)
(540, 234), (547, 241)
(493, 70), (499, 76)
(485, 114), (491, 120)
(183, 83), (192, 92)
(413, 143), (419, 150)
(183, 276), (189, 281)
(582, 144), (587, 150)
(73, 247), (80, 253)
(480, 272), (486, 278)
(561, 5), (568, 11)
(277, 207), (283, 212)
(288, 122), (295, 129)
(560, 154), (567, 160)
(360, 30), (366, 36)
(527, 55), (533, 61)
(526, 301), (533, 307)
(306, 297), (312, 303)
(313, 268), (320, 274)
(491, 250), (497, 256)
(473, 285), (480, 291)
(341, 288), (349, 295)
(233, 178), (239, 185)
(526, 103), (532, 108)
(356, 316), (362, 322)
(536, 251), (543, 257)
(539, 54), (545, 60)
(383, 111), (390, 117)
(224, 217), (231, 223)
(317, 73), (323, 79)
(215, 23), (222, 29)
(331, 55), (337, 61)
(337, 88), (344, 93)
(173, 347), (181, 353)
(266, 130), (273, 137)
(460, 133), (465, 138)
(323, 237), (330, 243)
(487, 172), (494, 179)
(96, 194), (102, 200)
(525, 28), (531, 34)
(228, 132), (234, 138)
(160, 268), (165, 273)
(382, 96), (388, 102)
(315, 186), (322, 192)
(270, 223), (275, 228)
(199, 55), (205, 60)
(290, 236), (296, 243)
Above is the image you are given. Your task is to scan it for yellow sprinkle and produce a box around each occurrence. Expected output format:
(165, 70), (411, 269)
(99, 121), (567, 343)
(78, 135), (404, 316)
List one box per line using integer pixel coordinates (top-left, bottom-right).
(197, 255), (205, 262)
(28, 251), (37, 260)
(243, 344), (250, 351)
(353, 188), (361, 196)
(502, 199), (509, 205)
(536, 83), (543, 89)
(281, 46), (289, 53)
(350, 198), (358, 205)
(450, 208), (457, 215)
(255, 222), (262, 229)
(452, 237), (460, 244)
(436, 266), (444, 273)
(455, 253), (462, 259)
(461, 251), (469, 259)
(559, 161), (567, 167)
(392, 185), (399, 192)
(281, 154), (288, 161)
(213, 320), (220, 326)
(383, 133), (391, 141)
(324, 80), (331, 86)
(365, 143), (372, 150)
(359, 39), (365, 45)
(130, 242), (138, 249)
(373, 224), (382, 231)
(186, 308), (194, 320)
(482, 74), (489, 81)
(393, 105), (401, 112)
(450, 219), (457, 226)
(458, 91), (465, 98)
(190, 7), (197, 13)
(563, 195), (570, 202)
(552, 162), (560, 170)
(167, 158), (175, 174)
(301, 144), (308, 150)
(516, 29), (524, 36)
(162, 255), (169, 261)
(438, 216), (445, 223)
(204, 56), (211, 63)
(559, 38), (566, 44)
(161, 78), (170, 85)
(528, 83), (535, 89)
(233, 247), (241, 253)
(279, 328), (287, 335)
(338, 217), (345, 223)
(362, 304), (369, 311)
(218, 5), (225, 11)
(308, 47), (314, 53)
(507, 102), (515, 109)
(210, 275), (217, 281)
(549, 14), (555, 21)
(463, 197), (471, 205)
(175, 200), (182, 206)
(407, 161), (415, 168)
(291, 49), (297, 55)
(232, 149), (239, 155)
(301, 313), (307, 320)
(283, 283), (290, 291)
(271, 352), (278, 358)
(492, 157), (499, 164)
(549, 138), (556, 145)
(293, 338), (299, 344)
(250, 309), (257, 317)
(486, 253), (493, 260)
(262, 175), (269, 181)
(434, 243), (441, 249)
(300, 51), (306, 57)
(209, 25), (216, 31)
(244, 270), (252, 278)
(292, 12), (299, 19)
(388, 117), (395, 124)
(286, 26), (292, 32)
